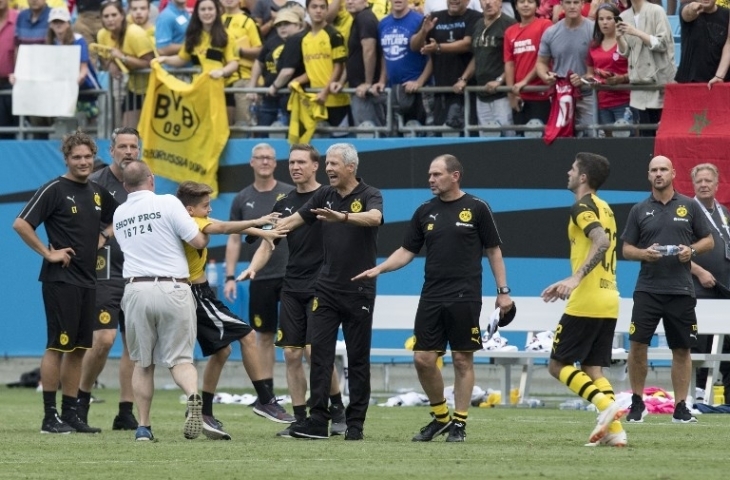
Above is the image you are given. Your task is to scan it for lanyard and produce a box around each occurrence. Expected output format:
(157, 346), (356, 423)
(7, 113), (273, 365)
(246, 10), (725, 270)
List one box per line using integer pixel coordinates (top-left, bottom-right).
(694, 197), (730, 240)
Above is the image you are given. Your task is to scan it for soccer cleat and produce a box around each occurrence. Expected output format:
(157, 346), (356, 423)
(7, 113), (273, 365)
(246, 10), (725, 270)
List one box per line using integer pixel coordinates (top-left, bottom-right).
(589, 402), (624, 444)
(253, 398), (296, 424)
(344, 426), (363, 441)
(600, 429), (627, 447)
(672, 400), (698, 424)
(184, 393), (203, 439)
(412, 415), (453, 442)
(202, 415), (231, 440)
(445, 420), (466, 442)
(113, 412), (139, 431)
(329, 404), (346, 436)
(61, 413), (101, 433)
(289, 417), (329, 439)
(135, 426), (154, 441)
(40, 415), (74, 434)
(626, 394), (647, 423)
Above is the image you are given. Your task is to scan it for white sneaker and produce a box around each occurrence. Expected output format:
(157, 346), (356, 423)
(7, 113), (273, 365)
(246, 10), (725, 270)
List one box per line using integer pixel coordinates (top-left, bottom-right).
(588, 402), (624, 444)
(483, 332), (507, 350)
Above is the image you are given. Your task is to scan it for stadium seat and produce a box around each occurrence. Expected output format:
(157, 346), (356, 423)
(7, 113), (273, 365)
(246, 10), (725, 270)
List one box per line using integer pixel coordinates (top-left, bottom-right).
(674, 42), (681, 66)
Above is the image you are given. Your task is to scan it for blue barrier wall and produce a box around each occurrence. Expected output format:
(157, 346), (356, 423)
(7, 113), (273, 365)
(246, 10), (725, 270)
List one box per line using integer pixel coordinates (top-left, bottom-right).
(1, 137), (654, 357)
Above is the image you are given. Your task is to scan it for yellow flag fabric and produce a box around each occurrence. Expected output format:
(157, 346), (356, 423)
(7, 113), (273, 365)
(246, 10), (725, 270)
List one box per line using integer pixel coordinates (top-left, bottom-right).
(286, 81), (328, 145)
(138, 62), (229, 197)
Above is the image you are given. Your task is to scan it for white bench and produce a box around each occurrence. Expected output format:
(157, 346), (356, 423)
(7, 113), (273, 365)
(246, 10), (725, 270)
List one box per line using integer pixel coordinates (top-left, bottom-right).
(336, 296), (730, 404)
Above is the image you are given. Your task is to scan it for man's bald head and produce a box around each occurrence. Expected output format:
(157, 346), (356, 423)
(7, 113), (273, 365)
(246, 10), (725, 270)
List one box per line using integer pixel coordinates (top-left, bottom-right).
(123, 161), (153, 192)
(649, 155), (673, 170)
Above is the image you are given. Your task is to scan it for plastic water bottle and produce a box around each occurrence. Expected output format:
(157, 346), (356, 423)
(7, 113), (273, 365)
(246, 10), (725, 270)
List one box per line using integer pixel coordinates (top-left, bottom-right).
(623, 107), (633, 124)
(525, 398), (544, 408)
(559, 399), (585, 410)
(654, 245), (680, 256)
(206, 259), (219, 288)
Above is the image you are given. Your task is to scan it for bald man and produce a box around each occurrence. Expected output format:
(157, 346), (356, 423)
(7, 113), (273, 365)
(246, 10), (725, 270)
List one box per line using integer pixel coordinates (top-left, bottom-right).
(620, 155), (713, 424)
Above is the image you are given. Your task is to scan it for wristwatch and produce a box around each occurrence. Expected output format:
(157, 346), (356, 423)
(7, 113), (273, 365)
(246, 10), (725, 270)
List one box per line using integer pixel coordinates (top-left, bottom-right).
(691, 247), (697, 257)
(497, 286), (511, 295)
(225, 275), (236, 282)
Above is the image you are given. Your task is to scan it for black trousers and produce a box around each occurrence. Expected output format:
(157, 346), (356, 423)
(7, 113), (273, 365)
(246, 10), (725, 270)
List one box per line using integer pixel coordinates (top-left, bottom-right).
(308, 289), (374, 429)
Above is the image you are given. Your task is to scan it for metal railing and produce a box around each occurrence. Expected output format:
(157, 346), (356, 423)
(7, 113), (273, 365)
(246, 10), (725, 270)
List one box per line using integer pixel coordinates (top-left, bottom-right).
(0, 69), (667, 140)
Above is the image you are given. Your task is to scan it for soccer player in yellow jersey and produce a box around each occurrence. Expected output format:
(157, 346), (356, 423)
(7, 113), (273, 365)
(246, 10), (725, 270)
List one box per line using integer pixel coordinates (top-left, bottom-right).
(541, 152), (627, 447)
(221, 0), (262, 131)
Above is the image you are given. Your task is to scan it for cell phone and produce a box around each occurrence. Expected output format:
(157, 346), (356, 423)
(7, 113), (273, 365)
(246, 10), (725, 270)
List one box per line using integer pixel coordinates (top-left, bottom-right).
(615, 16), (622, 23)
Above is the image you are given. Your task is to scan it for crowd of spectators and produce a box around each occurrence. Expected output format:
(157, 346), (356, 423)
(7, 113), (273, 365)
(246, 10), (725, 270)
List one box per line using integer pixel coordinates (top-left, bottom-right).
(0, 0), (726, 139)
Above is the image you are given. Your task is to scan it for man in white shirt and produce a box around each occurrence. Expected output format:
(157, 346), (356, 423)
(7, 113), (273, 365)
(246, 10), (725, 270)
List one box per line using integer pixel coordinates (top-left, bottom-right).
(113, 161), (208, 442)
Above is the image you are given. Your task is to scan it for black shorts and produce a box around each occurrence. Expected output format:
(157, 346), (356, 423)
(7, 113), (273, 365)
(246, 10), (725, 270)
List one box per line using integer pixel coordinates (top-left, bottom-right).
(42, 282), (94, 352)
(630, 291), (698, 349)
(413, 300), (482, 353)
(276, 290), (314, 348)
(249, 277), (283, 333)
(192, 282), (253, 357)
(550, 314), (617, 367)
(94, 281), (125, 332)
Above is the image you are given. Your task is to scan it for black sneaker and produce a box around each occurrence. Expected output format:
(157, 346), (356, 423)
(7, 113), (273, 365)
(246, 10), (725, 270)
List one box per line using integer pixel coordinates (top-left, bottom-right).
(40, 415), (75, 434)
(202, 415), (232, 440)
(626, 394), (647, 423)
(446, 420), (466, 442)
(61, 413), (101, 433)
(289, 417), (329, 440)
(672, 400), (698, 424)
(344, 426), (363, 441)
(330, 404), (346, 436)
(113, 412), (139, 431)
(76, 401), (90, 425)
(412, 415), (453, 442)
(253, 398), (296, 424)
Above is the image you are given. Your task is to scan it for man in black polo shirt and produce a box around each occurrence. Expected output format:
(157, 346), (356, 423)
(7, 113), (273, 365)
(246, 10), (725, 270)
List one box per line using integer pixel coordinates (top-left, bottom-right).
(13, 131), (117, 434)
(275, 143), (383, 441)
(354, 154), (513, 443)
(621, 155), (713, 424)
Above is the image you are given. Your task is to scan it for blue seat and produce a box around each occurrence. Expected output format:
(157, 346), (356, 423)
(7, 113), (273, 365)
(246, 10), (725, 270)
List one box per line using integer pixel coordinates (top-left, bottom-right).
(674, 42), (681, 66)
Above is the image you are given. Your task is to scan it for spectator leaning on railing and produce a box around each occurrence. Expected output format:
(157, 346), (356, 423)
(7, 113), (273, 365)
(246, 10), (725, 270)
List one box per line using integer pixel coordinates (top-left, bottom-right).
(676, 0), (729, 86)
(98, 0), (155, 128)
(536, 0), (596, 137)
(128, 0), (156, 43)
(616, 0), (675, 137)
(411, 0), (482, 133)
(460, 0), (517, 137)
(220, 0), (262, 131)
(346, 0), (386, 128)
(585, 3), (629, 136)
(377, 0), (431, 127)
(155, 0), (190, 56)
(247, 8), (307, 132)
(503, 0), (552, 134)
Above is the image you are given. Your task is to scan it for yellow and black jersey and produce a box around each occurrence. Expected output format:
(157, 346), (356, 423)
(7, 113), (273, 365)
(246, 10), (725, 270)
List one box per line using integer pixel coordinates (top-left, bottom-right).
(178, 31), (239, 78)
(565, 193), (619, 318)
(301, 25), (349, 107)
(222, 12), (262, 82)
(184, 216), (213, 282)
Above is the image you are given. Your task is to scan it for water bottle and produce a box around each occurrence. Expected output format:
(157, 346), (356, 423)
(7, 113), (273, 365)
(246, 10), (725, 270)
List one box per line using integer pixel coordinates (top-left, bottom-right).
(249, 102), (258, 126)
(525, 398), (544, 408)
(623, 107), (633, 124)
(654, 245), (680, 256)
(559, 399), (585, 410)
(206, 259), (219, 288)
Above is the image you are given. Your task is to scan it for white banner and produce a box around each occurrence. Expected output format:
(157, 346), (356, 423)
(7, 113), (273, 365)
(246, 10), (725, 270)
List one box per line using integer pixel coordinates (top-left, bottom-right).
(12, 45), (81, 117)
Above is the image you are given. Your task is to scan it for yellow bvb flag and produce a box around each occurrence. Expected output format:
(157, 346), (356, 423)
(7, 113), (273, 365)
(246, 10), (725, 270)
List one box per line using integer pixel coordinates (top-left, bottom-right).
(138, 62), (229, 197)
